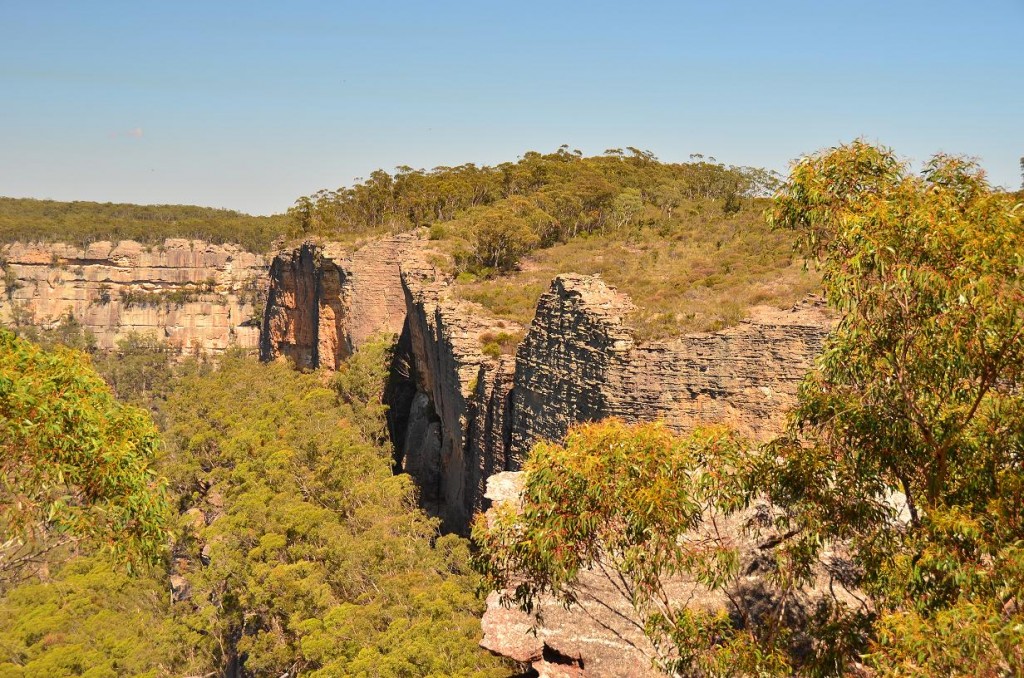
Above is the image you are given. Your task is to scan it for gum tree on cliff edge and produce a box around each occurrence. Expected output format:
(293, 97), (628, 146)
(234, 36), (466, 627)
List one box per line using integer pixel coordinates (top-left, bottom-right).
(475, 141), (1024, 675)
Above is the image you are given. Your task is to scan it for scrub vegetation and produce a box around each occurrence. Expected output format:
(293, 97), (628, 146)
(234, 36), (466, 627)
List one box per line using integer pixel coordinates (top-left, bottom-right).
(293, 147), (819, 337)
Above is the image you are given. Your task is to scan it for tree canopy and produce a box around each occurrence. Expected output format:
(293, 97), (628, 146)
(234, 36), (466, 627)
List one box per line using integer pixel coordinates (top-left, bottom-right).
(0, 335), (509, 676)
(765, 141), (1024, 675)
(0, 330), (169, 589)
(290, 148), (778, 274)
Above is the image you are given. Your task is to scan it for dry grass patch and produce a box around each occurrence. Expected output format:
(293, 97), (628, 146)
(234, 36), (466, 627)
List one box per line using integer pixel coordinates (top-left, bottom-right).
(455, 200), (821, 339)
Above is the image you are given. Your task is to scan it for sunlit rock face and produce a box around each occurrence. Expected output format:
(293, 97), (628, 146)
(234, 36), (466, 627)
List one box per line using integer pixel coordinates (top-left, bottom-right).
(390, 267), (832, 534)
(0, 239), (267, 353)
(3, 234), (832, 539)
(260, 234), (421, 370)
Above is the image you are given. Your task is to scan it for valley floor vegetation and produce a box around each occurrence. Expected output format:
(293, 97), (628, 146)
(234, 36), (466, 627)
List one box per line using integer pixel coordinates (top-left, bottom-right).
(474, 142), (1024, 677)
(0, 327), (509, 676)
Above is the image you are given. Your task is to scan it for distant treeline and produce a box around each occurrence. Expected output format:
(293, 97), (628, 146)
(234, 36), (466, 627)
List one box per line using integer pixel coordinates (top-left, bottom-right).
(2, 148), (781, 257)
(292, 147), (780, 245)
(0, 197), (289, 252)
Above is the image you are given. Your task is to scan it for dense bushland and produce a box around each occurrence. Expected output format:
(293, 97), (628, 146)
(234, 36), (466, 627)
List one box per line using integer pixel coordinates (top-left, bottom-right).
(0, 197), (288, 252)
(0, 330), (169, 591)
(0, 332), (508, 676)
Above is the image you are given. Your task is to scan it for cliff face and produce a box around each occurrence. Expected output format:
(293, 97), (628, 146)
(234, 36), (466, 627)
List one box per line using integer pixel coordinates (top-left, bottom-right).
(389, 255), (520, 532)
(0, 239), (266, 353)
(512, 274), (833, 455)
(2, 235), (831, 535)
(260, 235), (420, 370)
(387, 270), (831, 534)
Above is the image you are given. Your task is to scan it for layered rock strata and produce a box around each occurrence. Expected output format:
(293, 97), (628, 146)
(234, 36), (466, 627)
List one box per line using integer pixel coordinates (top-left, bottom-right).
(387, 270), (830, 534)
(260, 235), (421, 370)
(0, 239), (266, 352)
(511, 274), (834, 456)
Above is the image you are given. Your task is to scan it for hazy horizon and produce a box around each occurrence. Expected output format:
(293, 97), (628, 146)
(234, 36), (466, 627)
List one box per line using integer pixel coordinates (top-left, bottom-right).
(3, 1), (1021, 216)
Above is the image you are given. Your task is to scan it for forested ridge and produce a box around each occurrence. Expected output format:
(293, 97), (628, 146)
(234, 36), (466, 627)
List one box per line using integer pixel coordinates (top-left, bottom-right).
(2, 150), (774, 256)
(0, 198), (289, 252)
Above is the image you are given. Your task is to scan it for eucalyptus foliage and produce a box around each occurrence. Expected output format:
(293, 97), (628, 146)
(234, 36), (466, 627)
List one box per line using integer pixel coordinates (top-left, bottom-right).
(472, 421), (795, 675)
(766, 141), (1024, 675)
(0, 330), (170, 588)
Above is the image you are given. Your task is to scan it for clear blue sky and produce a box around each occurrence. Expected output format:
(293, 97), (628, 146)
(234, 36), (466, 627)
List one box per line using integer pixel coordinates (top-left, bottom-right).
(2, 1), (1021, 215)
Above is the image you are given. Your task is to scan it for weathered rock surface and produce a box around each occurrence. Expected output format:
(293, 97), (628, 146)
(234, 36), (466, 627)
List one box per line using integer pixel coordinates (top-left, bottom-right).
(512, 274), (833, 454)
(389, 254), (521, 532)
(479, 472), (661, 676)
(260, 235), (422, 370)
(0, 239), (266, 352)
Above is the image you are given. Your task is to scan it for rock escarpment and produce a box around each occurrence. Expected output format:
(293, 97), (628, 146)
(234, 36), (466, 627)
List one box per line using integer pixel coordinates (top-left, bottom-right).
(0, 239), (266, 352)
(386, 269), (831, 534)
(387, 254), (520, 531)
(511, 274), (833, 456)
(2, 235), (831, 533)
(260, 235), (421, 370)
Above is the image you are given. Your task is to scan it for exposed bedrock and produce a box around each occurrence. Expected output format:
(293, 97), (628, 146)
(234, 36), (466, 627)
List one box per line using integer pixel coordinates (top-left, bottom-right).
(260, 234), (422, 370)
(0, 239), (267, 353)
(478, 471), (861, 677)
(2, 235), (833, 536)
(511, 273), (834, 456)
(387, 255), (520, 532)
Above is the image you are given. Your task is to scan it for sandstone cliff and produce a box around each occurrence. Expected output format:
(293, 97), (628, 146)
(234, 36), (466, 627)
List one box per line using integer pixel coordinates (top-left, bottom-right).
(2, 235), (831, 536)
(0, 239), (266, 353)
(512, 274), (833, 455)
(385, 268), (830, 535)
(388, 254), (520, 532)
(260, 235), (421, 370)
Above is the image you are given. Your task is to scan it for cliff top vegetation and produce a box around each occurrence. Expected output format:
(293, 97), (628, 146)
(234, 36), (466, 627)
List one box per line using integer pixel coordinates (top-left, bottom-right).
(0, 197), (288, 252)
(292, 147), (821, 336)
